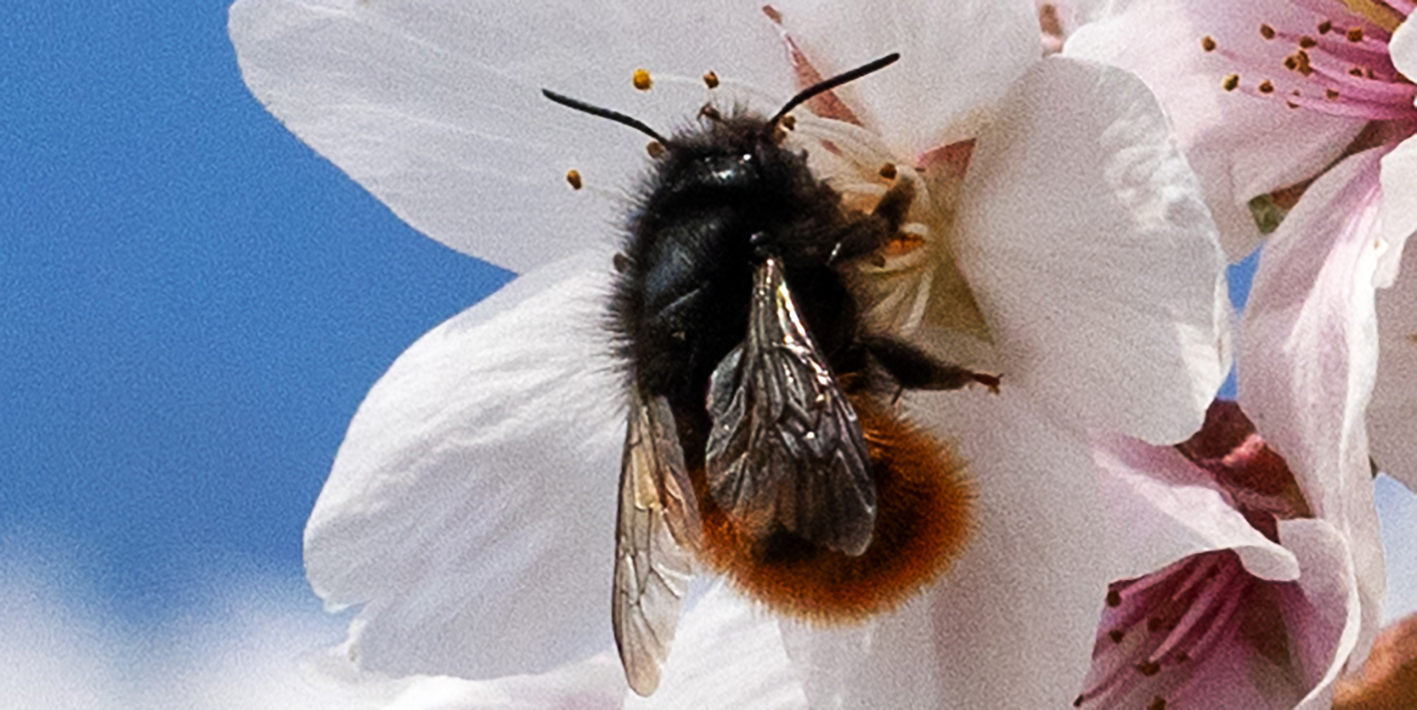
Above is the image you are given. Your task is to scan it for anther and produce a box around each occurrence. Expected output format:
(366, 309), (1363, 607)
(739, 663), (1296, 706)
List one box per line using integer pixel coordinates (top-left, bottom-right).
(565, 169), (583, 190)
(699, 104), (722, 121)
(702, 70), (720, 89)
(1201, 35), (1217, 52)
(1108, 629), (1125, 644)
(1137, 660), (1162, 677)
(1106, 589), (1123, 607)
(613, 252), (631, 273)
(1319, 20), (1333, 34)
(647, 141), (666, 158)
(1327, 88), (1340, 100)
(1347, 27), (1364, 42)
(779, 114), (797, 130)
(1299, 35), (1318, 48)
(1223, 74), (1241, 91)
(632, 68), (653, 91)
(878, 163), (898, 180)
(1260, 24), (1276, 40)
(1148, 698), (1167, 710)
(1258, 79), (1275, 93)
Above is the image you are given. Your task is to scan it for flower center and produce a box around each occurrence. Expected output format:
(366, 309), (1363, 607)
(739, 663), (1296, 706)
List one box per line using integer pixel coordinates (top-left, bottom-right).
(1202, 1), (1416, 121)
(1074, 552), (1286, 709)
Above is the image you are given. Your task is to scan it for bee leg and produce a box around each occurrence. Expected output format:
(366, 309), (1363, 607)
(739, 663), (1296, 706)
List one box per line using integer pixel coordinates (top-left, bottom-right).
(863, 337), (1000, 394)
(828, 180), (918, 265)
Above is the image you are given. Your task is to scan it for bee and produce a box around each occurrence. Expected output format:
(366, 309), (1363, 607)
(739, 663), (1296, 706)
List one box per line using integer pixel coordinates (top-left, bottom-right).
(543, 54), (996, 695)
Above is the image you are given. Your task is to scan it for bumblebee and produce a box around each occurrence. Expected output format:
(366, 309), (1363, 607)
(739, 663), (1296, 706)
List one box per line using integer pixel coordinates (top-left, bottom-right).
(544, 54), (994, 695)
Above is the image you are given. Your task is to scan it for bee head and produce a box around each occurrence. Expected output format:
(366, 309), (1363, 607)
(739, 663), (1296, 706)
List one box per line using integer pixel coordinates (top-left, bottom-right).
(541, 52), (900, 158)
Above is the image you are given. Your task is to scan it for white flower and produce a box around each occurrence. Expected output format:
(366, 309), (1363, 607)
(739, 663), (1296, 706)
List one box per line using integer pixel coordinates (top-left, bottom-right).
(230, 0), (1230, 706)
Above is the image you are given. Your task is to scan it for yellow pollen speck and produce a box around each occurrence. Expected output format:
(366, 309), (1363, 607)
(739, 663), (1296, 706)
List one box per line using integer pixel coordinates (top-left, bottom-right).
(1201, 35), (1217, 52)
(632, 68), (652, 91)
(565, 169), (583, 190)
(1347, 27), (1365, 42)
(878, 163), (898, 180)
(1338, 0), (1404, 32)
(1223, 73), (1241, 91)
(702, 70), (720, 89)
(1300, 35), (1318, 48)
(1260, 23), (1277, 40)
(646, 141), (665, 158)
(1258, 79), (1276, 93)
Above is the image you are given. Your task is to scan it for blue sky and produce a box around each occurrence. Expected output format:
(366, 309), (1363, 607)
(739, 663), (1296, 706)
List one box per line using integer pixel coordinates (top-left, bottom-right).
(1, 1), (507, 621)
(3, 1), (1415, 706)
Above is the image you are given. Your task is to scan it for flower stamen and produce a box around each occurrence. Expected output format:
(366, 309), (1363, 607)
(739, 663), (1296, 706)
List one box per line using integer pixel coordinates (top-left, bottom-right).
(1200, 1), (1415, 121)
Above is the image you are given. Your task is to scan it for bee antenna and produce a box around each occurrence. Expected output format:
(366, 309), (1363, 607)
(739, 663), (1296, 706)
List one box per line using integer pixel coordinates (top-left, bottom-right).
(769, 52), (900, 126)
(541, 89), (672, 146)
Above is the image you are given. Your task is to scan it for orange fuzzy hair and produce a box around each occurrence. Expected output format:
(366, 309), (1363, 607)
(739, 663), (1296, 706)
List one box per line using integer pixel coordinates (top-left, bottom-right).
(692, 394), (973, 622)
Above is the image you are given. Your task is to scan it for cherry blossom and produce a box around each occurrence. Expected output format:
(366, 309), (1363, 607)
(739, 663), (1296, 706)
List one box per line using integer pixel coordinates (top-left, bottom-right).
(230, 0), (1230, 706)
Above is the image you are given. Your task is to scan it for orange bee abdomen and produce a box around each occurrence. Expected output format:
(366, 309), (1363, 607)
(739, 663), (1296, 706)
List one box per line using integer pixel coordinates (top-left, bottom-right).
(693, 394), (973, 622)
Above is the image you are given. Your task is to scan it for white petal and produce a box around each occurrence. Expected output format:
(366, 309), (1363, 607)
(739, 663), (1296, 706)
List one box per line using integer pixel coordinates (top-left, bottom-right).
(767, 0), (1040, 154)
(1279, 519), (1362, 710)
(953, 56), (1229, 445)
(1390, 13), (1417, 84)
(1238, 147), (1389, 667)
(306, 249), (627, 679)
(1238, 149), (1383, 521)
(1376, 136), (1417, 289)
(624, 582), (808, 710)
(1065, 0), (1367, 260)
(783, 387), (1116, 708)
(229, 0), (792, 271)
(1091, 434), (1299, 582)
(382, 654), (625, 710)
(1372, 236), (1417, 488)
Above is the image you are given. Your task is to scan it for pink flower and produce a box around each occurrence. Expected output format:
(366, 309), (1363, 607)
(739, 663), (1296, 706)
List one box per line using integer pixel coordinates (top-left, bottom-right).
(1081, 401), (1373, 708)
(1066, 0), (1417, 491)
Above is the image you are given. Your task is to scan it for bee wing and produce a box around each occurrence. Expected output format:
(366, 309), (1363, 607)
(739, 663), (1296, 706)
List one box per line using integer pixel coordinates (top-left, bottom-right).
(705, 257), (877, 556)
(614, 386), (700, 696)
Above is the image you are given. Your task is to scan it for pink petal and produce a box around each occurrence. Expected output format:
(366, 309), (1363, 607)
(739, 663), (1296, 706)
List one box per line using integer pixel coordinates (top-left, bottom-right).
(1092, 433), (1298, 583)
(1278, 519), (1363, 710)
(953, 56), (1230, 445)
(306, 251), (627, 679)
(1238, 146), (1389, 667)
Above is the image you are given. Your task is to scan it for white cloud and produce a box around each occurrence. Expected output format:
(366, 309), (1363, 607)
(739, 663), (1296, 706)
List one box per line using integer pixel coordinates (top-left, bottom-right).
(0, 534), (625, 710)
